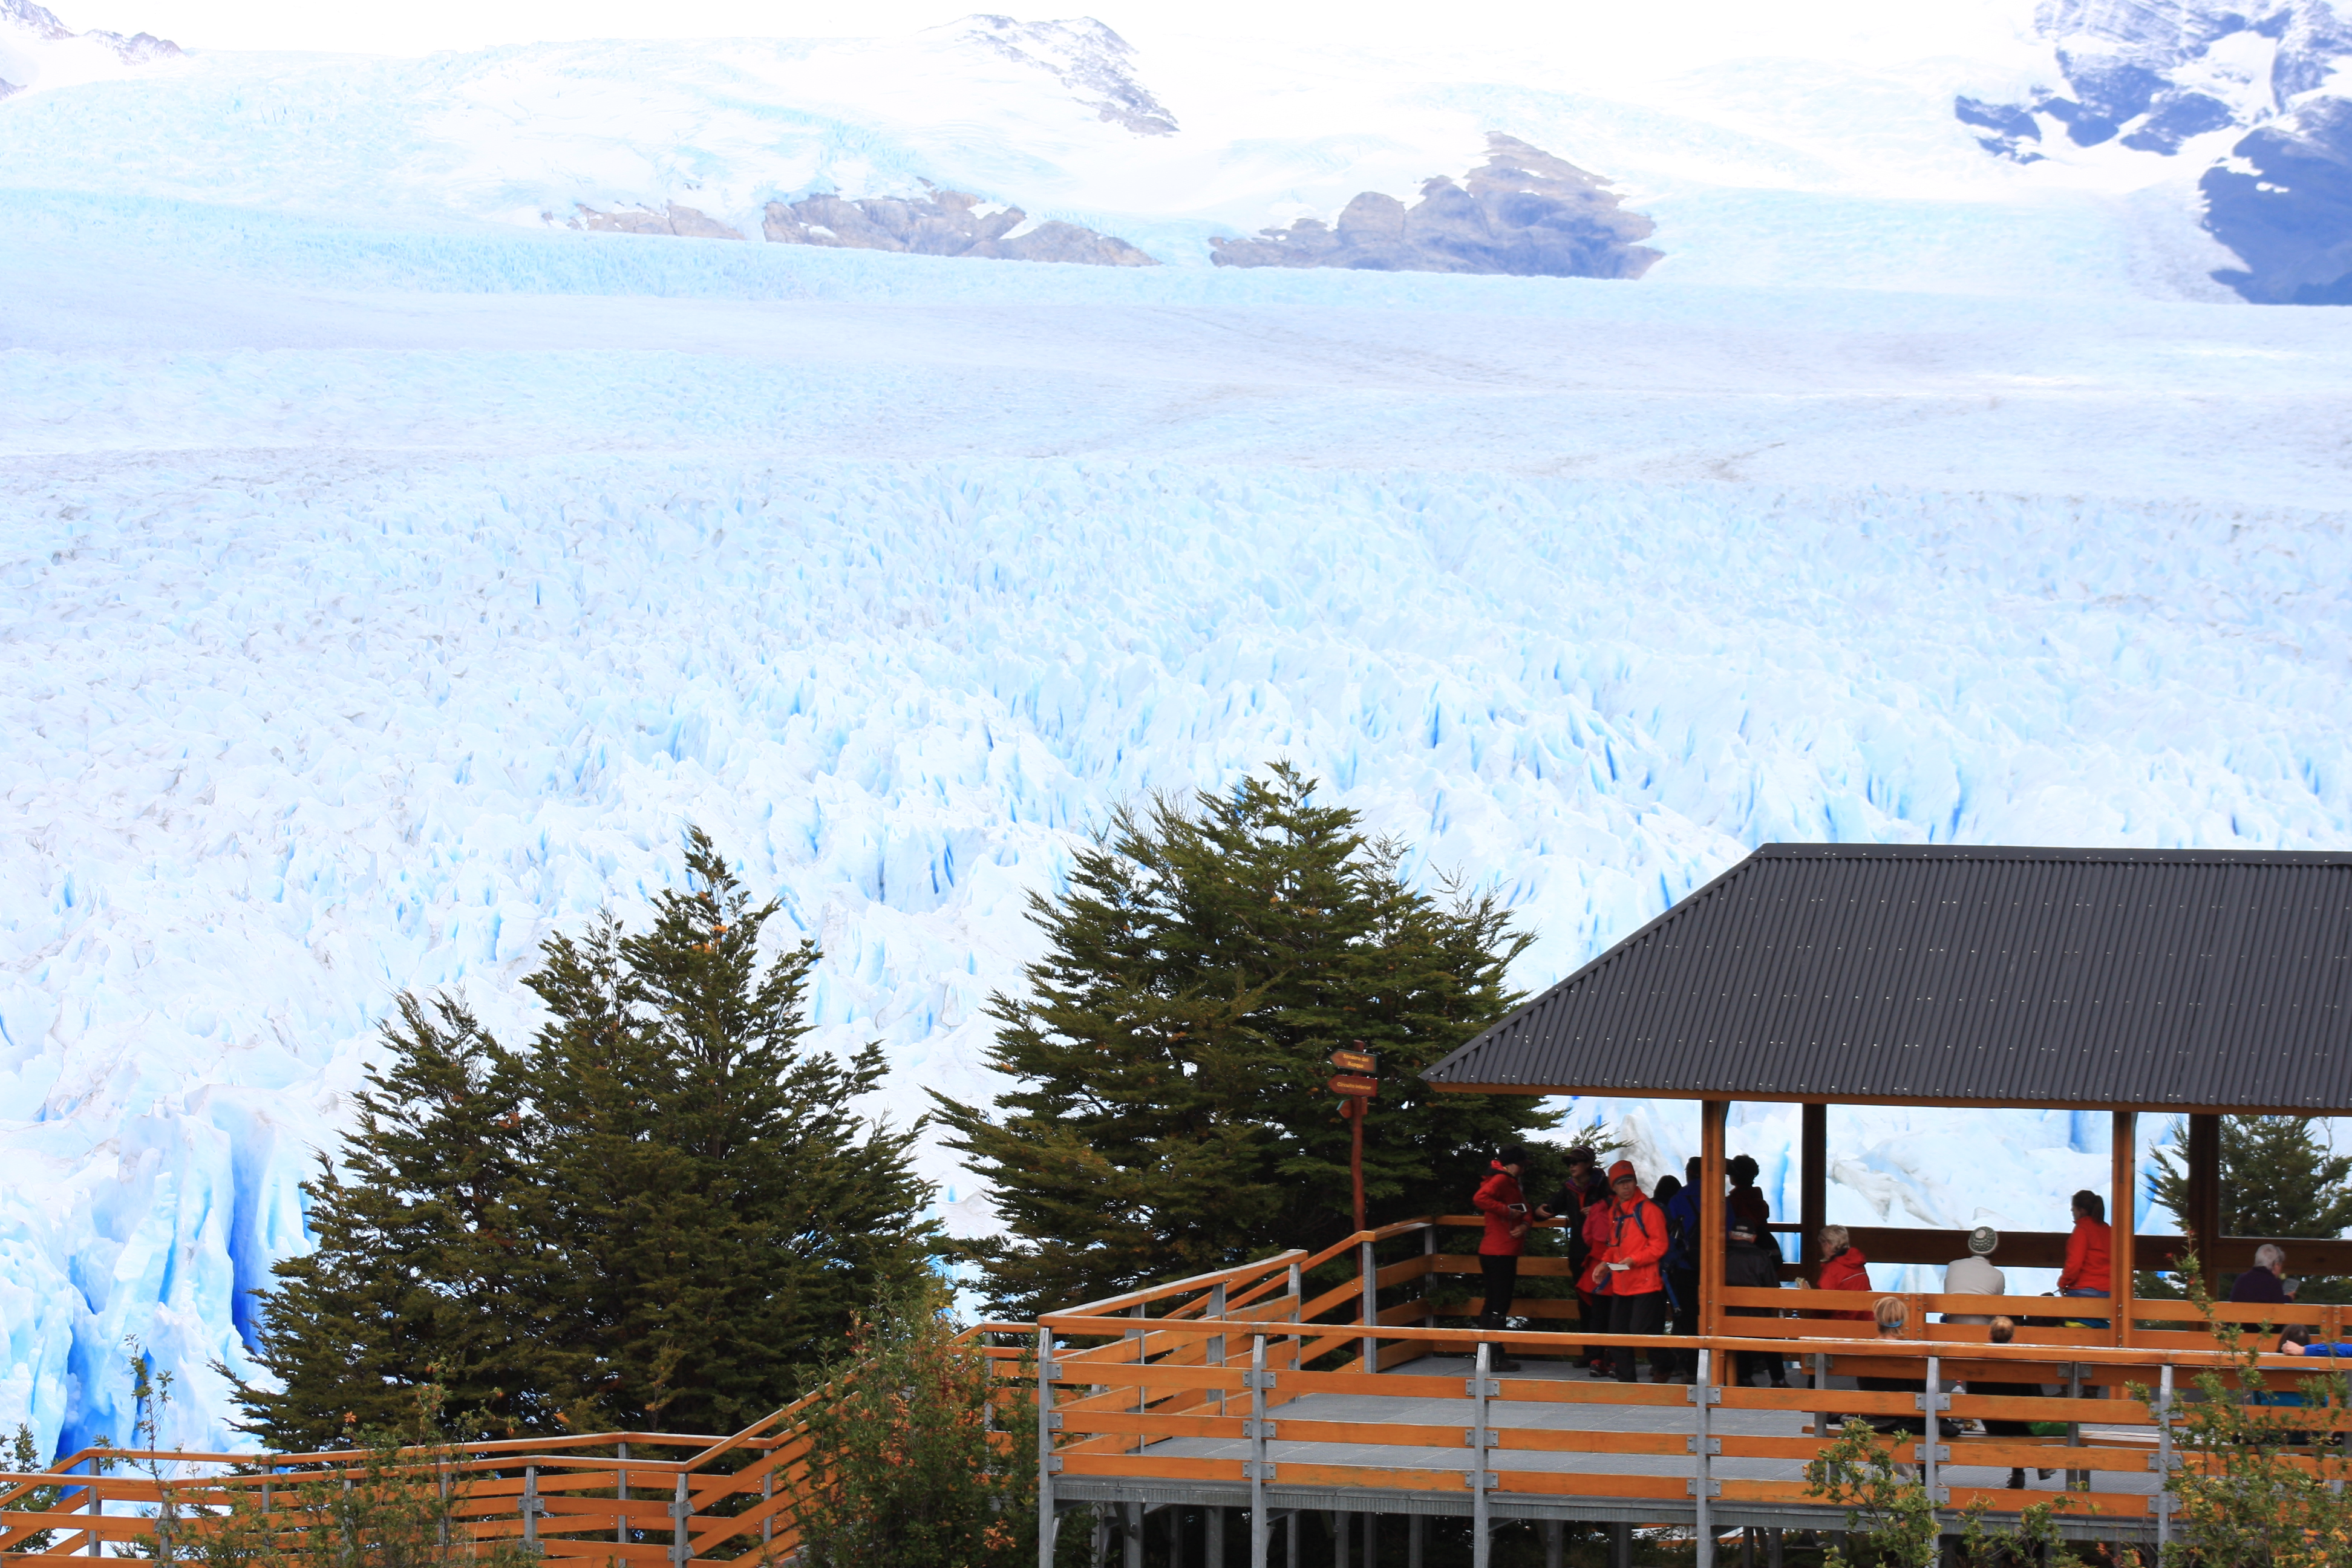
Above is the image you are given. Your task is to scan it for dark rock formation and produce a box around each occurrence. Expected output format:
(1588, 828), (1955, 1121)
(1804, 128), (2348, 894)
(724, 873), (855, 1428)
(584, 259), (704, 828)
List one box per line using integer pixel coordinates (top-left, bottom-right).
(941, 14), (1176, 135)
(1209, 134), (1660, 279)
(569, 202), (746, 240)
(2203, 97), (2352, 302)
(1, 0), (179, 60)
(762, 185), (1156, 266)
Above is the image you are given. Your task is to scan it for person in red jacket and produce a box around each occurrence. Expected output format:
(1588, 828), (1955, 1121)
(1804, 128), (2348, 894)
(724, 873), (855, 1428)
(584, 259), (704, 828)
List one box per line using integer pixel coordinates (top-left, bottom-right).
(1471, 1146), (1533, 1371)
(2056, 1189), (2112, 1329)
(1593, 1160), (1670, 1383)
(1816, 1224), (1872, 1320)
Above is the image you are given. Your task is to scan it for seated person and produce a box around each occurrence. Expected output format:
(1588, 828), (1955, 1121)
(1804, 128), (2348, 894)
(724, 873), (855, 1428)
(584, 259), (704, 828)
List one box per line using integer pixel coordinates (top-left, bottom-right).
(1942, 1224), (2004, 1324)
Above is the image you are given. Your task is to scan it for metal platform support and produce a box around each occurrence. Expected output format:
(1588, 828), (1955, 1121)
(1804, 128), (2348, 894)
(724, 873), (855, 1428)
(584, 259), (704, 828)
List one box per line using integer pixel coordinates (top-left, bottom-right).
(1610, 1521), (1632, 1568)
(1544, 1518), (1564, 1568)
(1248, 1334), (1271, 1568)
(1037, 1327), (1059, 1568)
(1469, 1341), (1494, 1568)
(1409, 1514), (1425, 1568)
(1691, 1347), (1719, 1568)
(1124, 1501), (1145, 1568)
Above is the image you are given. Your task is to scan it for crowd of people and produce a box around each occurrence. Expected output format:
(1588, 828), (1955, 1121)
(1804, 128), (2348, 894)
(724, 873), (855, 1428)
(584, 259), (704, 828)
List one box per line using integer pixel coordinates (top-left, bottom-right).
(1469, 1149), (2136, 1391)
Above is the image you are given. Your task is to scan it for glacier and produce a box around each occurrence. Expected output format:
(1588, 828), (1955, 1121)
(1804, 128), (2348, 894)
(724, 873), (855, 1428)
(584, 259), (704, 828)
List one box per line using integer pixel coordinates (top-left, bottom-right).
(4, 3), (2352, 1457)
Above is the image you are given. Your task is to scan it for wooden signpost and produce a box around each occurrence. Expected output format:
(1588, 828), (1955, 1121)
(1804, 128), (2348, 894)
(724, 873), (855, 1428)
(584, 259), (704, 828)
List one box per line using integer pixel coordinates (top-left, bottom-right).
(1330, 1044), (1376, 1232)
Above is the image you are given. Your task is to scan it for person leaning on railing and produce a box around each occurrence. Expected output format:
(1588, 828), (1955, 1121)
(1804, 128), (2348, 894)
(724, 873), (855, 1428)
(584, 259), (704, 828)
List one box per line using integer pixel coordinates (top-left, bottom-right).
(2231, 1243), (2291, 1304)
(2054, 1189), (2112, 1329)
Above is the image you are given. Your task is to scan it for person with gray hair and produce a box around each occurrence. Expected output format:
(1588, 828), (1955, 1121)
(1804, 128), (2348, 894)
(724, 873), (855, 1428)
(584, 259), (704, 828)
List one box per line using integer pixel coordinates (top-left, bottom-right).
(1942, 1224), (2005, 1325)
(2230, 1243), (2291, 1305)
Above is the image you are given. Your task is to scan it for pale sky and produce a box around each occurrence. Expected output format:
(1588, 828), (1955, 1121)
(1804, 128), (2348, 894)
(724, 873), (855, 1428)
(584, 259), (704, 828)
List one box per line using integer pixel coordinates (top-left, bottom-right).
(57, 0), (2043, 70)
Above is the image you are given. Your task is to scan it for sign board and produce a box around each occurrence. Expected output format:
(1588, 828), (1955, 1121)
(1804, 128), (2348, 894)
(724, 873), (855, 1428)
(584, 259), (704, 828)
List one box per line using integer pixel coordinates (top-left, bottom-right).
(1328, 1048), (1376, 1074)
(1328, 1074), (1378, 1097)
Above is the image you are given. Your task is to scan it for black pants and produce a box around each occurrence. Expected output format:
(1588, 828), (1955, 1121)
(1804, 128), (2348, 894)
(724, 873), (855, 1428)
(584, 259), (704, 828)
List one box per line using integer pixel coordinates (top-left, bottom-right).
(1661, 1266), (1699, 1376)
(1607, 1290), (1667, 1381)
(1970, 1382), (2040, 1437)
(1479, 1254), (1518, 1325)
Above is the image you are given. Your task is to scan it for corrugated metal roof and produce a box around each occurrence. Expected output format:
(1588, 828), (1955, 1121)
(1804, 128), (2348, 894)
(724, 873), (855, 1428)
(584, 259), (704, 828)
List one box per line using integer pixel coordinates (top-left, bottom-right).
(1424, 843), (2352, 1112)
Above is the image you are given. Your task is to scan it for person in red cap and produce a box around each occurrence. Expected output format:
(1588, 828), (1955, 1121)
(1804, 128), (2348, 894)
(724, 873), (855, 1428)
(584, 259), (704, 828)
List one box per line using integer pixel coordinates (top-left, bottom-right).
(1470, 1145), (1532, 1371)
(1593, 1159), (1670, 1382)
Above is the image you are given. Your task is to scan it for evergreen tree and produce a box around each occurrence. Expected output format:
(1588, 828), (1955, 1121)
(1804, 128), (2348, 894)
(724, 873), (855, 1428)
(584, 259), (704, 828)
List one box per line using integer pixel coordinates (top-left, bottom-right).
(933, 765), (1552, 1319)
(2149, 1115), (2352, 1303)
(234, 831), (936, 1449)
(234, 993), (539, 1447)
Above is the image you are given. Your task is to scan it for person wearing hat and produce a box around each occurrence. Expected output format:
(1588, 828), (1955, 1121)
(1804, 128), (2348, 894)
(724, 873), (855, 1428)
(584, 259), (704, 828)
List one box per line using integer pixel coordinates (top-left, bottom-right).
(1471, 1146), (1534, 1371)
(1942, 1225), (2007, 1324)
(1593, 1159), (1670, 1382)
(1723, 1210), (1791, 1387)
(1542, 1145), (1611, 1371)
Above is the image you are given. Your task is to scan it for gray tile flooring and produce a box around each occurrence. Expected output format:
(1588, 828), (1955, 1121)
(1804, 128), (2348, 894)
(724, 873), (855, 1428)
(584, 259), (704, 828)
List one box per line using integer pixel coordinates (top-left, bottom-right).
(1133, 1354), (2157, 1501)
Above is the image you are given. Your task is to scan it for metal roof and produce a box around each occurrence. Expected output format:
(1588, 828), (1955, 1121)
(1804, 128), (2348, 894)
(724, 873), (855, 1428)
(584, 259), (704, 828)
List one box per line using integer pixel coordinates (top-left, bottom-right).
(1424, 843), (2352, 1112)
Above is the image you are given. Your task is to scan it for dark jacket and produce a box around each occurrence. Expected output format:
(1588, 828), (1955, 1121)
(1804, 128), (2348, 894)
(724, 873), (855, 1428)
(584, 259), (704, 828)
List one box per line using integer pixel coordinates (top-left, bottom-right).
(1725, 1240), (1784, 1294)
(2230, 1266), (2290, 1305)
(1554, 1169), (1607, 1275)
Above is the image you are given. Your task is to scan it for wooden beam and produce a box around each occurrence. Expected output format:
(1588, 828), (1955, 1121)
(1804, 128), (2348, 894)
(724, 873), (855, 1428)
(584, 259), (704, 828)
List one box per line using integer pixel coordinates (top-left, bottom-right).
(2187, 1112), (2223, 1296)
(2111, 1111), (2135, 1349)
(1700, 1100), (1728, 1338)
(1800, 1103), (1828, 1284)
(1827, 1228), (2352, 1273)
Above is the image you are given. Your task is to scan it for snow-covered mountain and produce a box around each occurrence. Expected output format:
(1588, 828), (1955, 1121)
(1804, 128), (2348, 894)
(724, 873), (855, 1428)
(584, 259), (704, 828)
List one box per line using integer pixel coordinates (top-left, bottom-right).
(1957, 0), (2352, 299)
(0, 0), (175, 97)
(4, 1), (2352, 1461)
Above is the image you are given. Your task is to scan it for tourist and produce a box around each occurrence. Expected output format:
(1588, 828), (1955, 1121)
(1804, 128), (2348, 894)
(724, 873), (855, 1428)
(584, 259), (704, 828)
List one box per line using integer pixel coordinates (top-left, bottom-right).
(1941, 1224), (2005, 1324)
(1544, 1145), (1609, 1370)
(2056, 1190), (2112, 1330)
(1661, 1156), (1705, 1377)
(1977, 1316), (2047, 1489)
(1651, 1171), (1688, 1379)
(1594, 1160), (1670, 1383)
(1471, 1145), (1532, 1372)
(1726, 1153), (1771, 1236)
(1861, 1296), (1926, 1436)
(1818, 1224), (1872, 1319)
(1724, 1217), (1790, 1387)
(2230, 1244), (2290, 1304)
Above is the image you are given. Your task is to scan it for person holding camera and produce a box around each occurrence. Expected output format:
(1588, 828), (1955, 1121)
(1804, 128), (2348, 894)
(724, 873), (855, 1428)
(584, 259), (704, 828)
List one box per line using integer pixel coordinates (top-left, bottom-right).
(1472, 1145), (1534, 1371)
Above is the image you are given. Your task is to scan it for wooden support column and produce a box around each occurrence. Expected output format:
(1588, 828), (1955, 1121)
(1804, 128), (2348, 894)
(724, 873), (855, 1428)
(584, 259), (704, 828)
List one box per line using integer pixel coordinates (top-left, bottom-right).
(2187, 1113), (2223, 1295)
(1800, 1103), (1828, 1282)
(2111, 1111), (2136, 1348)
(1700, 1099), (1730, 1337)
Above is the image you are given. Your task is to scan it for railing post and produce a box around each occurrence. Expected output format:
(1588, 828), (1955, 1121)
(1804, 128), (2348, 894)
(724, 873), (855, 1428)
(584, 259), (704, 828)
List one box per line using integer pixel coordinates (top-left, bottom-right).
(1469, 1341), (1493, 1568)
(1690, 1347), (1719, 1568)
(522, 1466), (542, 1553)
(1361, 1236), (1379, 1374)
(1922, 1355), (1945, 1512)
(2155, 1363), (2175, 1553)
(616, 1440), (629, 1544)
(1209, 1281), (1229, 1415)
(1289, 1260), (1305, 1377)
(1129, 1301), (1149, 1442)
(1248, 1334), (1270, 1568)
(1037, 1327), (1059, 1568)
(84, 1455), (99, 1558)
(667, 1472), (687, 1568)
(1423, 1224), (1440, 1327)
(435, 1460), (449, 1551)
(762, 1468), (773, 1547)
(1812, 1352), (1831, 1443)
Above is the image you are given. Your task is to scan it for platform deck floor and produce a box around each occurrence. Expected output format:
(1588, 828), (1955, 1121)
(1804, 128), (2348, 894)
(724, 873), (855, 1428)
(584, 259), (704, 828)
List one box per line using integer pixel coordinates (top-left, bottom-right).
(1128, 1353), (2157, 1501)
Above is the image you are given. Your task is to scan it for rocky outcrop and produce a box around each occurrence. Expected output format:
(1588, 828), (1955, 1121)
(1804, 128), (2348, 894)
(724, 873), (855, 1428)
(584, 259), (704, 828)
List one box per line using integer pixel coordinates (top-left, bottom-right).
(567, 202), (745, 240)
(1, 0), (178, 60)
(938, 14), (1175, 135)
(1954, 0), (2352, 302)
(1210, 134), (1660, 279)
(762, 185), (1156, 265)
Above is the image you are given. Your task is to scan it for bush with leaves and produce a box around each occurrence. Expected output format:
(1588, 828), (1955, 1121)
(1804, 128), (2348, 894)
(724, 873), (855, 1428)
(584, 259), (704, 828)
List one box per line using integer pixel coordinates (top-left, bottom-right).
(1803, 1420), (2082, 1568)
(787, 1280), (1034, 1568)
(2148, 1258), (2352, 1568)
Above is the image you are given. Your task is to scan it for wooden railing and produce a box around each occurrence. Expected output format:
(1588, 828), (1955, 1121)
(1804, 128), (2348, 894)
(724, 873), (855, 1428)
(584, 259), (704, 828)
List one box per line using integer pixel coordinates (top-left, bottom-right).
(0, 1324), (1040, 1566)
(1030, 1216), (2352, 1564)
(4, 1216), (2341, 1565)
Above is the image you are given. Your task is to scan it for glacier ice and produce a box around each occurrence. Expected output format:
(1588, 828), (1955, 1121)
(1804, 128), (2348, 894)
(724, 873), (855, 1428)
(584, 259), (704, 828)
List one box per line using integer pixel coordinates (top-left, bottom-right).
(2, 7), (2351, 1455)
